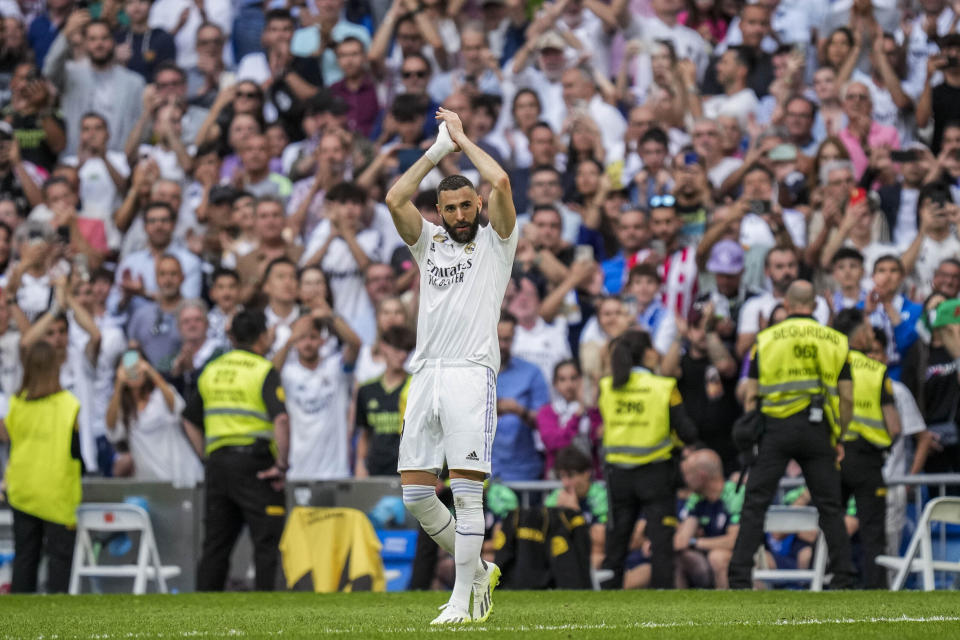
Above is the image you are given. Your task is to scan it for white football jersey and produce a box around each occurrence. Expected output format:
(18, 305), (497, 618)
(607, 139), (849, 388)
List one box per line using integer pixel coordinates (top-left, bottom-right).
(408, 220), (518, 373)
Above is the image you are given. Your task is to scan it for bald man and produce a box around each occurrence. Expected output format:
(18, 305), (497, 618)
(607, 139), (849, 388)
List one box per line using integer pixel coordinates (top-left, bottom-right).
(729, 280), (856, 589)
(675, 449), (743, 589)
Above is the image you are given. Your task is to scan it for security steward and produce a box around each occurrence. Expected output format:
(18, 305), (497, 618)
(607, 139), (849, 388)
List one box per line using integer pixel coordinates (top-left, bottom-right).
(183, 309), (290, 591)
(598, 329), (697, 589)
(832, 308), (901, 589)
(728, 281), (856, 589)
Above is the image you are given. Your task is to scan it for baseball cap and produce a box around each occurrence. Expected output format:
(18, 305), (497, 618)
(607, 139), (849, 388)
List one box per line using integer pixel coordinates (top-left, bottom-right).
(767, 143), (798, 162)
(706, 239), (744, 275)
(537, 31), (566, 52)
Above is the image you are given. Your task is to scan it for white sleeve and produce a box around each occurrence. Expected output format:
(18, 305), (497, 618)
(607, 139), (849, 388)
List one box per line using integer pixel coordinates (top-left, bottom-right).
(737, 297), (761, 336)
(408, 220), (435, 264)
(893, 381), (926, 436)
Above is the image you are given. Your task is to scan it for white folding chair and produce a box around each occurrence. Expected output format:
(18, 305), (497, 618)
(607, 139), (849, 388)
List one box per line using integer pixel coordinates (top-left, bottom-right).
(876, 496), (960, 591)
(69, 503), (181, 595)
(752, 506), (828, 591)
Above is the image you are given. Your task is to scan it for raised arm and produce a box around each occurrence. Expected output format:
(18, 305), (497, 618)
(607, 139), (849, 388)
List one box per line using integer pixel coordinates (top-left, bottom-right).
(436, 108), (515, 238)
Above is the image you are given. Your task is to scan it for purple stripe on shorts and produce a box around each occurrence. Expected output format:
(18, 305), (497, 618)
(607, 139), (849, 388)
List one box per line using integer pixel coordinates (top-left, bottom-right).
(484, 368), (494, 462)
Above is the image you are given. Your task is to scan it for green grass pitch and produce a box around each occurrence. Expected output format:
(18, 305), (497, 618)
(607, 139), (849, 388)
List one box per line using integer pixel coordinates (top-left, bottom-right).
(2, 591), (959, 639)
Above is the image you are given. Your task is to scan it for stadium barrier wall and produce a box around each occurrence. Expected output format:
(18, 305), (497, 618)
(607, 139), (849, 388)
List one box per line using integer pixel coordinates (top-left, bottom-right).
(1, 475), (958, 593)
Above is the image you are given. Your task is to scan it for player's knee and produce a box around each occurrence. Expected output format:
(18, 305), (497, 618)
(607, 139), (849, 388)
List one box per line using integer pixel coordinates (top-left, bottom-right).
(450, 478), (484, 528)
(401, 484), (438, 512)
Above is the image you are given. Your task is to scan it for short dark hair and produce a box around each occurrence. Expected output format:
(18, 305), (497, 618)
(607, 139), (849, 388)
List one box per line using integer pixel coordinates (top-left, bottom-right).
(265, 8), (295, 25)
(91, 267), (114, 285)
(381, 325), (416, 352)
(211, 267), (240, 286)
(918, 181), (954, 215)
(872, 326), (888, 350)
(326, 181), (367, 204)
(436, 175), (476, 199)
(145, 201), (176, 222)
(832, 307), (865, 338)
(402, 52), (430, 70)
(553, 358), (580, 382)
(639, 127), (669, 149)
(873, 254), (903, 275)
(80, 111), (108, 128)
(230, 309), (268, 348)
(391, 93), (424, 121)
(335, 35), (366, 52)
(154, 61), (186, 81)
(830, 247), (864, 268)
(470, 93), (501, 120)
(553, 445), (593, 475)
(727, 45), (756, 73)
(743, 162), (775, 183)
(531, 204), (561, 223)
(195, 140), (222, 159)
(41, 176), (72, 198)
(938, 258), (960, 273)
(530, 164), (561, 181)
(627, 263), (661, 285)
(263, 256), (297, 282)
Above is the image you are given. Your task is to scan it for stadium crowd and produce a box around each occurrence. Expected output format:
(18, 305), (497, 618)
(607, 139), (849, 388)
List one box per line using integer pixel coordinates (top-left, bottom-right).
(0, 0), (959, 591)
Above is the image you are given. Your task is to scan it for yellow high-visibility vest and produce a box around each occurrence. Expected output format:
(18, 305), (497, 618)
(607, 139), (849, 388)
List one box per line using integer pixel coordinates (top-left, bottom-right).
(839, 350), (892, 448)
(755, 316), (849, 436)
(4, 391), (81, 526)
(197, 349), (276, 455)
(598, 369), (679, 466)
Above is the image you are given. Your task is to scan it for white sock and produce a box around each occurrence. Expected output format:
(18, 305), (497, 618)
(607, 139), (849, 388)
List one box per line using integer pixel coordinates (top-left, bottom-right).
(402, 485), (455, 553)
(450, 478), (485, 611)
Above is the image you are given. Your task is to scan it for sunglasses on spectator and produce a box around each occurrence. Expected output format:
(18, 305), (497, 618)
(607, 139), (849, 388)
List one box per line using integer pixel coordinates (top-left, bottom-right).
(402, 70), (429, 78)
(236, 90), (261, 99)
(649, 194), (676, 208)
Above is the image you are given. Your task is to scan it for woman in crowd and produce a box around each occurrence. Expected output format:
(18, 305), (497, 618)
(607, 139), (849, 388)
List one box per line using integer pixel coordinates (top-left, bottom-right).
(538, 359), (603, 478)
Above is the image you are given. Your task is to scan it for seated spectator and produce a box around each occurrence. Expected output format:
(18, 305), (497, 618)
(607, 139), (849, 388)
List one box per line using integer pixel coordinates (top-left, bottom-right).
(236, 196), (304, 302)
(493, 310), (550, 481)
(537, 359), (602, 478)
(105, 347), (202, 486)
(674, 449), (743, 589)
(355, 325), (415, 477)
(354, 295), (409, 384)
(544, 445), (608, 568)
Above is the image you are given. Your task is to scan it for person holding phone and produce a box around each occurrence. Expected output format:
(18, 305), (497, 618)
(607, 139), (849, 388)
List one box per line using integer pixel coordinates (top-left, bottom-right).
(917, 33), (960, 154)
(105, 347), (202, 485)
(902, 182), (960, 299)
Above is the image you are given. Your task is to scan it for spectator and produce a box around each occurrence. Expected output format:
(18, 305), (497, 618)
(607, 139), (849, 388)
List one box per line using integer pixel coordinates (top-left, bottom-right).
(918, 34), (960, 154)
(702, 46), (760, 130)
(829, 247), (867, 311)
(860, 255), (921, 381)
(902, 182), (960, 300)
(260, 257), (300, 358)
(600, 208), (653, 295)
(185, 22), (231, 107)
(276, 303), (360, 481)
(170, 298), (223, 393)
(236, 196), (304, 301)
(537, 359), (602, 477)
(662, 305), (740, 476)
(931, 258), (960, 299)
(207, 267), (242, 348)
(355, 324), (415, 477)
(105, 347), (202, 485)
(674, 448), (743, 589)
(4, 62), (67, 172)
(114, 0), (177, 81)
(506, 273), (571, 393)
(43, 15), (146, 157)
(0, 121), (42, 216)
(649, 195), (699, 318)
(109, 201), (201, 316)
(622, 263), (675, 355)
(838, 80), (900, 181)
(543, 445), (607, 568)
(126, 254), (184, 374)
(330, 37), (379, 138)
(27, 0), (74, 69)
(354, 295), (409, 384)
(493, 310), (550, 481)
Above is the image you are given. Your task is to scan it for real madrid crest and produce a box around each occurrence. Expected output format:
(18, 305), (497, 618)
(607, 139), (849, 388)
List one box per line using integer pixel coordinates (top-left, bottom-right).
(464, 242), (476, 254)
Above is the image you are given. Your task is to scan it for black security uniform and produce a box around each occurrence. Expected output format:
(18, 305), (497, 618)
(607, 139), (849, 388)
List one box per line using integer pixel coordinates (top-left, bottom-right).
(184, 348), (289, 591)
(728, 315), (856, 589)
(597, 367), (697, 589)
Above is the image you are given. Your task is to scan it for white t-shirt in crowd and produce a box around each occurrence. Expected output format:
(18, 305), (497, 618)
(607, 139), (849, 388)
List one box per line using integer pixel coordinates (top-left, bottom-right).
(59, 338), (97, 471)
(703, 88), (760, 131)
(62, 152), (130, 250)
(408, 220), (519, 374)
(739, 210), (808, 250)
(282, 352), (353, 480)
(511, 316), (572, 393)
(737, 291), (831, 337)
(109, 388), (203, 487)
(707, 157), (743, 190)
(16, 271), (52, 322)
(884, 379), (926, 481)
(911, 234), (960, 301)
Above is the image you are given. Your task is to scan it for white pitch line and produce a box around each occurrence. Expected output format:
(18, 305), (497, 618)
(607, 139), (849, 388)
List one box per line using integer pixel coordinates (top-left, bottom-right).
(6, 615), (960, 639)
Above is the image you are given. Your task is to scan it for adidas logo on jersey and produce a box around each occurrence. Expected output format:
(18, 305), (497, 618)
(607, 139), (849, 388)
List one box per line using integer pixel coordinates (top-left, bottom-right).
(465, 451), (479, 461)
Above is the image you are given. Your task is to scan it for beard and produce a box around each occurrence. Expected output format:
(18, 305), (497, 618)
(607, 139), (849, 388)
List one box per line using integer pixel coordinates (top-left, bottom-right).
(442, 213), (480, 244)
(90, 50), (113, 66)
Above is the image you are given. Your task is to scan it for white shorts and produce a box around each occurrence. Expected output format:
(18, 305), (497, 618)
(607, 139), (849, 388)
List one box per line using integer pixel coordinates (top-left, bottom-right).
(398, 361), (497, 475)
